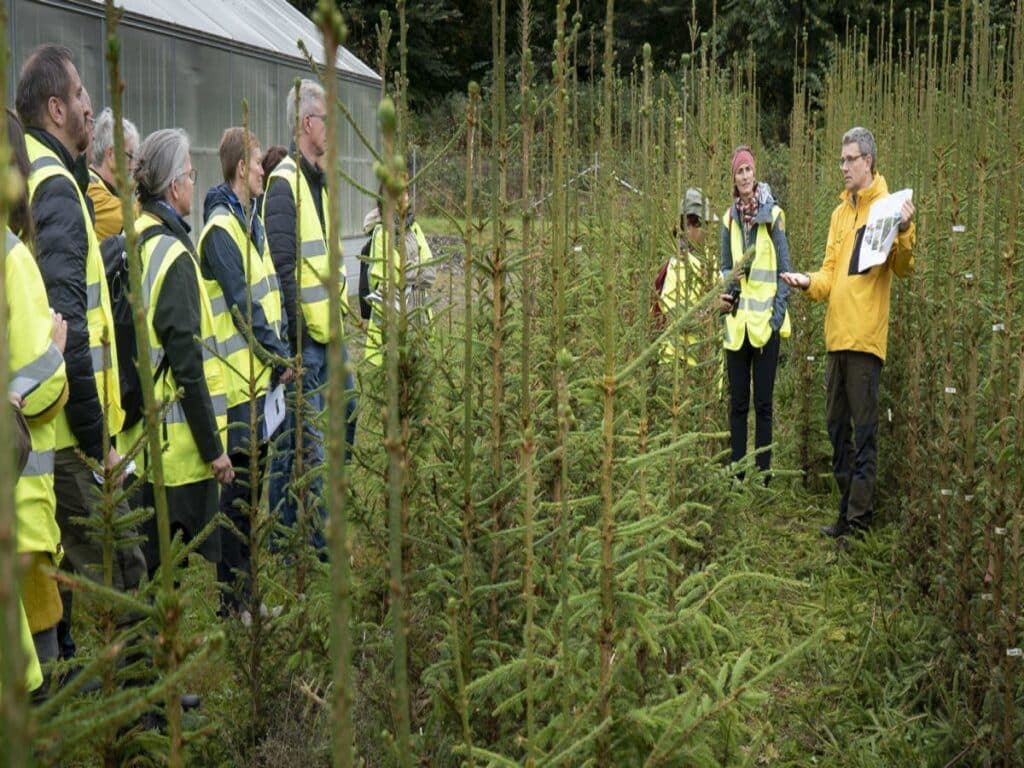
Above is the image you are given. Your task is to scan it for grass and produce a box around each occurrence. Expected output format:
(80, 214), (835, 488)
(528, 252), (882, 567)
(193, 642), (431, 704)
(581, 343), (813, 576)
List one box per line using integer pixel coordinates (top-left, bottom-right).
(51, 473), (961, 767)
(712, 482), (957, 766)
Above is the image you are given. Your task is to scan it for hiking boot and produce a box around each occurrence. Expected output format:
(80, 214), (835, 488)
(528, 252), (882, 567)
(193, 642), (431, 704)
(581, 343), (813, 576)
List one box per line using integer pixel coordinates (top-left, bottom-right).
(820, 521), (850, 538)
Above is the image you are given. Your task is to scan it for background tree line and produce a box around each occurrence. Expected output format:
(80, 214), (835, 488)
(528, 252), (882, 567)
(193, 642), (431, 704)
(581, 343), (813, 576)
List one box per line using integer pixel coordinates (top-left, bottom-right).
(289, 0), (1017, 140)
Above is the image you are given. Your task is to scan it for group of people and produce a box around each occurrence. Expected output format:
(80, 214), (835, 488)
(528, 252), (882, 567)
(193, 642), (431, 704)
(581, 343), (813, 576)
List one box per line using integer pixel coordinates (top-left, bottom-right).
(4, 39), (915, 703)
(5, 43), (433, 700)
(657, 134), (916, 543)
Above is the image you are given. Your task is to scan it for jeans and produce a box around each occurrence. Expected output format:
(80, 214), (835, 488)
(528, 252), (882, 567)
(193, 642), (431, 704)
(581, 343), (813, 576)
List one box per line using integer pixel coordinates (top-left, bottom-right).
(269, 338), (356, 551)
(825, 351), (882, 530)
(726, 331), (780, 477)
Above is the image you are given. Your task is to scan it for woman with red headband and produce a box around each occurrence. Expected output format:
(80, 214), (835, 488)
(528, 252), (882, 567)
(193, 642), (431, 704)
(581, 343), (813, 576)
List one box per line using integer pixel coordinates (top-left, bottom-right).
(719, 145), (791, 481)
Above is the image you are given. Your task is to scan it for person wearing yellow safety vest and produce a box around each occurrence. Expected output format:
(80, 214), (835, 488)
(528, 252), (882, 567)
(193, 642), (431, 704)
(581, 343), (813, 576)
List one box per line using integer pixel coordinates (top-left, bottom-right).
(263, 78), (356, 553)
(16, 45), (147, 665)
(4, 107), (71, 695)
(8, 394), (48, 698)
(125, 128), (235, 577)
(655, 187), (712, 366)
(782, 127), (916, 543)
(719, 146), (791, 481)
(87, 107), (140, 241)
(361, 183), (436, 367)
(199, 127), (292, 617)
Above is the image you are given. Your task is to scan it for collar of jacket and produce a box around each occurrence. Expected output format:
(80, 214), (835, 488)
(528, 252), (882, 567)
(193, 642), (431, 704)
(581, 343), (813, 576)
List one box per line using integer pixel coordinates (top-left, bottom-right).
(842, 172), (890, 210)
(90, 166), (118, 195)
(143, 199), (197, 258)
(26, 126), (76, 171)
(731, 182), (777, 226)
(299, 152), (326, 192)
(214, 184), (264, 250)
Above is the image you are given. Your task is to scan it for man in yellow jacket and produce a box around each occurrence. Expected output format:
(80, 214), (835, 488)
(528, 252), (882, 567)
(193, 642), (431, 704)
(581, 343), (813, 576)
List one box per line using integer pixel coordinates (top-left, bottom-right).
(782, 126), (916, 541)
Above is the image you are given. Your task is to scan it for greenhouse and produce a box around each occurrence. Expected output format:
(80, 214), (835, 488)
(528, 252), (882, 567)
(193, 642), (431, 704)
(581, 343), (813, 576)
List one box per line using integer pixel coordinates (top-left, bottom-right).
(4, 0), (382, 282)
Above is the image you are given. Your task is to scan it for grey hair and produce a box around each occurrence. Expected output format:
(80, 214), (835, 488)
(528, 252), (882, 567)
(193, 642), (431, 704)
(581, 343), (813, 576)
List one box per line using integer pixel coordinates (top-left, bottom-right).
(91, 108), (140, 167)
(842, 126), (877, 172)
(286, 78), (325, 134)
(134, 128), (190, 202)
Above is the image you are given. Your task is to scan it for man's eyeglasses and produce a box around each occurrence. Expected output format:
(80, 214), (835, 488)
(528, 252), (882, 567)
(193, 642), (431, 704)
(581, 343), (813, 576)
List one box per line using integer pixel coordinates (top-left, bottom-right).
(177, 168), (198, 184)
(307, 113), (328, 123)
(839, 154), (863, 168)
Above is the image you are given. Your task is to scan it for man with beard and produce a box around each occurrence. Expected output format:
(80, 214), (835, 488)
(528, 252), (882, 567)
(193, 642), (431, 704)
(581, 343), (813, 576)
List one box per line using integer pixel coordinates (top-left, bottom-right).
(17, 44), (146, 663)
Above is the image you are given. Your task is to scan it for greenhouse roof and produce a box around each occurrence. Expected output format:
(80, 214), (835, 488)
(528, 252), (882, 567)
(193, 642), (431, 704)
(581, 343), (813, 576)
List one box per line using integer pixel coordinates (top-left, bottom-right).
(80, 0), (380, 82)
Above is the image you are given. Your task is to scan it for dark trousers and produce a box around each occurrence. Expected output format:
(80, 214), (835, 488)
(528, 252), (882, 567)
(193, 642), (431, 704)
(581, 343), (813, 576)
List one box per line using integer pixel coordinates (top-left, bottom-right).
(726, 331), (780, 476)
(825, 351), (882, 529)
(217, 444), (268, 613)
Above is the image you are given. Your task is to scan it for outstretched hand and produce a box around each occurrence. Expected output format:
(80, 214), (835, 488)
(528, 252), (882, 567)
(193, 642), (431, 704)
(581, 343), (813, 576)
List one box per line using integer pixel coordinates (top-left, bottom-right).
(780, 272), (810, 289)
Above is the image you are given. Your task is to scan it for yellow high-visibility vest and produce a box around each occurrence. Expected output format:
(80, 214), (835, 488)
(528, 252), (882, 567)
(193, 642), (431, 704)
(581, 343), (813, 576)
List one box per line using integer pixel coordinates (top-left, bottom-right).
(25, 134), (124, 445)
(363, 219), (433, 367)
(6, 229), (66, 555)
(264, 157), (347, 344)
(120, 213), (228, 486)
(723, 206), (791, 351)
(198, 205), (285, 408)
(658, 248), (705, 366)
(0, 601), (44, 693)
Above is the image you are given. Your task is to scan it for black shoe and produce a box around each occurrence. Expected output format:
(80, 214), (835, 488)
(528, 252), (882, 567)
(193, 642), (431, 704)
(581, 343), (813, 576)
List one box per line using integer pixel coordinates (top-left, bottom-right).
(820, 521), (850, 538)
(835, 525), (866, 551)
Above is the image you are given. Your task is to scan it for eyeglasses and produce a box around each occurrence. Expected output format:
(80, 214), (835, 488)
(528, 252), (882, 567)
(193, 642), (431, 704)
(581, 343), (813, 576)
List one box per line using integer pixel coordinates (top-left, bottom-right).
(177, 168), (198, 184)
(307, 113), (328, 123)
(839, 154), (863, 168)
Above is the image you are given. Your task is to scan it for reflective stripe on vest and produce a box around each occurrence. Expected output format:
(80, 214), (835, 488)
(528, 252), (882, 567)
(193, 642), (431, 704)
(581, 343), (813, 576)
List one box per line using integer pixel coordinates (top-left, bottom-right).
(723, 206), (791, 351)
(166, 393), (227, 425)
(22, 449), (55, 477)
(264, 157), (346, 344)
(9, 344), (64, 398)
(25, 135), (124, 444)
(133, 218), (229, 486)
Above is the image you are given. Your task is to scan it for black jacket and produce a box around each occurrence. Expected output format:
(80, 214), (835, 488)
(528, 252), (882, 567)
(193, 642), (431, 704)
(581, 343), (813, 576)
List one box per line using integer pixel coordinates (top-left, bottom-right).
(139, 201), (223, 464)
(263, 151), (327, 350)
(27, 128), (106, 461)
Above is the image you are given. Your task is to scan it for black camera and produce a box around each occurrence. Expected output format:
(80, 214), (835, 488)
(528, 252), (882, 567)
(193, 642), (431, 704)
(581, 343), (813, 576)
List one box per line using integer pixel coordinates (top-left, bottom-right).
(726, 282), (742, 315)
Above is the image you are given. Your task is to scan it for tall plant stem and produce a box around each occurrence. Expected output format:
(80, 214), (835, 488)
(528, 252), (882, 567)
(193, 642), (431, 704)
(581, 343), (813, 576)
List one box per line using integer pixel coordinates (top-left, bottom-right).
(313, 4), (355, 766)
(487, 0), (508, 648)
(378, 93), (412, 766)
(596, 2), (618, 763)
(518, 2), (537, 764)
(459, 80), (481, 721)
(550, 0), (573, 728)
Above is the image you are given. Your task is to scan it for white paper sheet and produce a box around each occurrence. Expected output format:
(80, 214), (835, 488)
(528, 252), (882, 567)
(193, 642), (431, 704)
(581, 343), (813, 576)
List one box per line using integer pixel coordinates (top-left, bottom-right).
(263, 383), (286, 441)
(857, 188), (913, 272)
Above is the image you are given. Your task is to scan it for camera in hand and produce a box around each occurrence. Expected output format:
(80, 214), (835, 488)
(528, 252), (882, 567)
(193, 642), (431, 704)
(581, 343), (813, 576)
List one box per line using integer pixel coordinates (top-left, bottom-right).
(726, 282), (742, 315)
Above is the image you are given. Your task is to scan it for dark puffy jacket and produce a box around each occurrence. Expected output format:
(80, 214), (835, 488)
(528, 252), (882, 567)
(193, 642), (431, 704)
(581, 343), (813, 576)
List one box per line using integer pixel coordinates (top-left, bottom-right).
(263, 152), (326, 350)
(27, 128), (105, 461)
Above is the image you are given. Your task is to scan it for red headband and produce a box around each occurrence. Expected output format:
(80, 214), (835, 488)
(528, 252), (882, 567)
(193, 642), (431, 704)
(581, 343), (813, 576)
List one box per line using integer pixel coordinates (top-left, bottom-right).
(732, 148), (755, 177)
